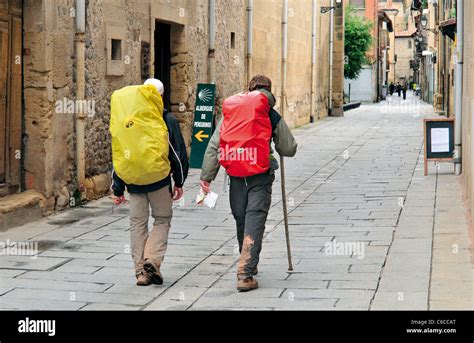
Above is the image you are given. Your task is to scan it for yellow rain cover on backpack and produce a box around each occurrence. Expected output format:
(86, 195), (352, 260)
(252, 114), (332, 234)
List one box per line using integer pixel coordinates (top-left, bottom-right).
(110, 84), (170, 185)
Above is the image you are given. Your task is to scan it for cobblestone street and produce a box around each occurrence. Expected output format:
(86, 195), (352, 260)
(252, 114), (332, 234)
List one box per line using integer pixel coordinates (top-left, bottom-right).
(1, 94), (472, 311)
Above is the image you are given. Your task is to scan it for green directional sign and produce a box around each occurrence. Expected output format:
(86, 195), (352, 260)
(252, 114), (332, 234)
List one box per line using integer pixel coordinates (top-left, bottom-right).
(190, 83), (216, 168)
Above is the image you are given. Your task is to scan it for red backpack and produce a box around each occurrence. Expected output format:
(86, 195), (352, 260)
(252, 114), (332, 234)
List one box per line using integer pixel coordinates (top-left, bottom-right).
(219, 91), (272, 177)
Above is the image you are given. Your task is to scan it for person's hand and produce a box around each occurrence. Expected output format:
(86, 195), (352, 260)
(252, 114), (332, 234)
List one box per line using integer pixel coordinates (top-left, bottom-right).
(173, 186), (184, 201)
(200, 180), (211, 194)
(113, 195), (127, 205)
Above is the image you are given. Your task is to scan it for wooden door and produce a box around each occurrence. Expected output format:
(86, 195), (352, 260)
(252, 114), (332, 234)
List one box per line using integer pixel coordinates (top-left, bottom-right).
(0, 0), (22, 196)
(0, 19), (8, 185)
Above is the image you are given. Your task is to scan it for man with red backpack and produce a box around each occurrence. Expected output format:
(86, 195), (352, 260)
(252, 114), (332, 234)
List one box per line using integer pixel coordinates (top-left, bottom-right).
(200, 75), (297, 292)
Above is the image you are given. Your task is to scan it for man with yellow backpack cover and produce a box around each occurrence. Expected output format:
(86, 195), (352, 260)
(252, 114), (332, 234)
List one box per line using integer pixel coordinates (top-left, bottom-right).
(110, 79), (189, 286)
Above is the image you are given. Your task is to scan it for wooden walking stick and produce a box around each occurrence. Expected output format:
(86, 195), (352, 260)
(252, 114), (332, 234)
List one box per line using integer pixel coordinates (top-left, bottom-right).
(279, 154), (293, 271)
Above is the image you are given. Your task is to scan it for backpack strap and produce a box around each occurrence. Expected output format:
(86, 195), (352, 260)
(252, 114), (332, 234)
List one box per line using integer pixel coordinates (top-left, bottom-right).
(269, 108), (282, 134)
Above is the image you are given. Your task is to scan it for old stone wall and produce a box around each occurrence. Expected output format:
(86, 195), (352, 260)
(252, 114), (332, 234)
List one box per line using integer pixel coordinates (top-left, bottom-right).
(317, 0), (331, 120)
(252, 0), (333, 126)
(213, 0), (247, 110)
(23, 0), (76, 211)
(183, 0), (247, 145)
(462, 0), (474, 216)
(21, 0), (247, 210)
(395, 36), (414, 83)
(84, 0), (247, 168)
(251, 0), (283, 114)
(20, 0), (336, 213)
(286, 0), (312, 126)
(331, 2), (345, 117)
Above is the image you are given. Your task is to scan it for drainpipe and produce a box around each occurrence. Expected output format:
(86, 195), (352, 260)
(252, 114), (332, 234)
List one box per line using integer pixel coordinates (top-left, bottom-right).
(20, 2), (25, 191)
(383, 25), (389, 99)
(149, 2), (155, 78)
(310, 0), (317, 123)
(377, 20), (380, 101)
(393, 11), (398, 84)
(383, 49), (387, 93)
(75, 0), (86, 192)
(454, 0), (463, 175)
(208, 0), (216, 84)
(328, 0), (334, 115)
(318, 7), (322, 117)
(247, 0), (253, 85)
(281, 0), (288, 120)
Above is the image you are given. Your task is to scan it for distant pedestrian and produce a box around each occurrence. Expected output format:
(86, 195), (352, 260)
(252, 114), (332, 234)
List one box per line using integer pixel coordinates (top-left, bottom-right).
(397, 83), (402, 97)
(389, 83), (395, 96)
(110, 79), (189, 287)
(200, 75), (297, 292)
(402, 84), (407, 100)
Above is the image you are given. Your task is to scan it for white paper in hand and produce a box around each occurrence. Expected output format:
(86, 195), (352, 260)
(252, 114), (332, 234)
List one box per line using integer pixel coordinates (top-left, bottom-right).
(196, 188), (206, 205)
(203, 191), (218, 209)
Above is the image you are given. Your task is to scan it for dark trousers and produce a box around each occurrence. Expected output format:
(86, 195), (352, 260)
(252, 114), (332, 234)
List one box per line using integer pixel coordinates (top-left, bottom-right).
(229, 171), (275, 279)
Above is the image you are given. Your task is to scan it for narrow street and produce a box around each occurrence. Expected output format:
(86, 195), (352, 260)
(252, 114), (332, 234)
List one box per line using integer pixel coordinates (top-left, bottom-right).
(0, 93), (472, 310)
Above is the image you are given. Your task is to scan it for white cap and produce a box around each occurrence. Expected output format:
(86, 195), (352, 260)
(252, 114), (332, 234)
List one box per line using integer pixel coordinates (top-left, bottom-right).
(144, 78), (164, 95)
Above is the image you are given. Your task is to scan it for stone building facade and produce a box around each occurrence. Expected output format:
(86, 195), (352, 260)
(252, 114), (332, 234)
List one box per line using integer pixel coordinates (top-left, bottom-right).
(412, 0), (473, 217)
(392, 0), (416, 86)
(379, 0), (409, 86)
(394, 29), (416, 85)
(0, 0), (344, 230)
(435, 0), (457, 117)
(461, 0), (474, 216)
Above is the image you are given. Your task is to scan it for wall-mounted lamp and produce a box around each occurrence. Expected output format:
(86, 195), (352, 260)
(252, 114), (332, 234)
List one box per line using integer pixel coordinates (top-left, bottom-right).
(420, 15), (438, 34)
(421, 15), (428, 29)
(321, 0), (342, 14)
(321, 7), (334, 14)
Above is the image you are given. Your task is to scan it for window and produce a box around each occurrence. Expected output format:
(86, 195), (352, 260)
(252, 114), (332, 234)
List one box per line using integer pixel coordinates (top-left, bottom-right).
(106, 23), (126, 76)
(111, 39), (122, 61)
(408, 40), (412, 49)
(141, 41), (150, 82)
(350, 0), (365, 8)
(230, 32), (235, 49)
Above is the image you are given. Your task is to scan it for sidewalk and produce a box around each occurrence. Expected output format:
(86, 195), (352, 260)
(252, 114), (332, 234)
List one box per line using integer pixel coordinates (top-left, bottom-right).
(1, 93), (472, 310)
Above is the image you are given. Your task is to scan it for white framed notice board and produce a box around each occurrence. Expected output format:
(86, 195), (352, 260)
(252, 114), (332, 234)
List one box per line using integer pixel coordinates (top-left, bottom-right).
(424, 118), (455, 176)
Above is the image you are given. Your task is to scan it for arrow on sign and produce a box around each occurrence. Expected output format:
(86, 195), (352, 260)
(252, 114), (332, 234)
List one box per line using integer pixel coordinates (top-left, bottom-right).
(194, 130), (209, 142)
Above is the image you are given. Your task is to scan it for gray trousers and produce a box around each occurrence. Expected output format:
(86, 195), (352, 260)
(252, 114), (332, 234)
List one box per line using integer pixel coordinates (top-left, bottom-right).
(129, 186), (173, 276)
(229, 171), (275, 279)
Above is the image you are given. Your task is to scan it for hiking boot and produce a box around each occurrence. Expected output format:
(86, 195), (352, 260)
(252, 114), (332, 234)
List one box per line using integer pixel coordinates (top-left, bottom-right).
(136, 272), (151, 286)
(237, 277), (258, 292)
(143, 260), (163, 285)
